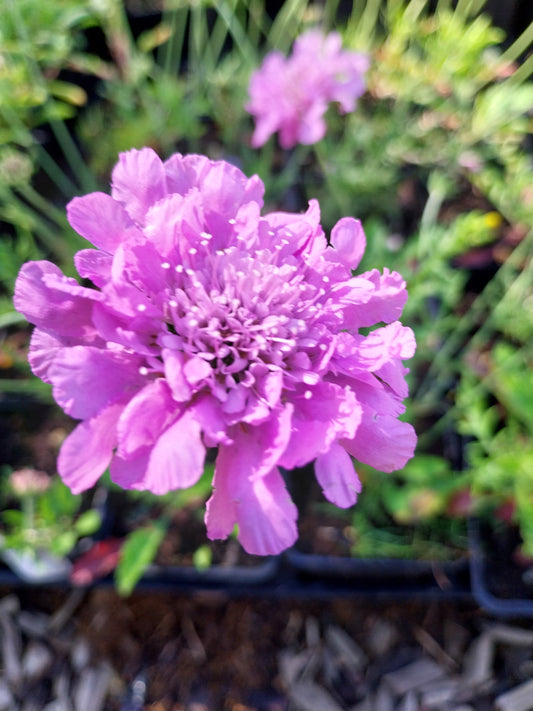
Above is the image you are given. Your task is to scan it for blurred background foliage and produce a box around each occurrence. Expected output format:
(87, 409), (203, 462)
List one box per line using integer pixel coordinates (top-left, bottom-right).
(0, 0), (532, 588)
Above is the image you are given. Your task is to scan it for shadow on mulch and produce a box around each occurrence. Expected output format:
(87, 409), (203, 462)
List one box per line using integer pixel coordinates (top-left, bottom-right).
(6, 585), (482, 710)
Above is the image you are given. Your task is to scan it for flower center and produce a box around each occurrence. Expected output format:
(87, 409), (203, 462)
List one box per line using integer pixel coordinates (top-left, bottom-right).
(158, 244), (332, 389)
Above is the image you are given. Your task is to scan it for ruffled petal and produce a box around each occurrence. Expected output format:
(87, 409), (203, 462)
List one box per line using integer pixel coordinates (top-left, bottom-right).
(112, 409), (206, 495)
(74, 249), (113, 288)
(205, 405), (294, 549)
(117, 379), (178, 459)
(329, 217), (366, 270)
(315, 442), (361, 507)
(162, 349), (193, 402)
(204, 462), (238, 542)
(142, 410), (206, 494)
(49, 346), (144, 419)
(57, 401), (123, 494)
(280, 383), (361, 469)
(350, 269), (408, 327)
(67, 193), (136, 252)
(342, 410), (417, 473)
(28, 329), (89, 383)
(235, 468), (298, 555)
(111, 147), (167, 224)
(14, 261), (99, 338)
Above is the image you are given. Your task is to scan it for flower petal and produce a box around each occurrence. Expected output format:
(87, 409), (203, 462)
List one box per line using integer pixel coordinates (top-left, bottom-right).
(49, 346), (144, 419)
(144, 411), (206, 494)
(57, 401), (123, 494)
(236, 468), (298, 555)
(111, 147), (167, 224)
(162, 349), (193, 402)
(67, 193), (136, 252)
(280, 383), (361, 469)
(14, 261), (99, 338)
(117, 379), (177, 459)
(315, 442), (361, 507)
(342, 410), (417, 473)
(74, 249), (113, 288)
(329, 217), (366, 269)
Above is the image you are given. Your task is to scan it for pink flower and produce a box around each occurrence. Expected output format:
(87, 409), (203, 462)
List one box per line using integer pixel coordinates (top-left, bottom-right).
(14, 148), (416, 555)
(246, 29), (369, 148)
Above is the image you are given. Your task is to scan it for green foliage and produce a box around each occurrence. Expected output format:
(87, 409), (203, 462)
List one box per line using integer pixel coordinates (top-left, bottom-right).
(115, 519), (168, 596)
(343, 456), (469, 560)
(0, 472), (101, 559)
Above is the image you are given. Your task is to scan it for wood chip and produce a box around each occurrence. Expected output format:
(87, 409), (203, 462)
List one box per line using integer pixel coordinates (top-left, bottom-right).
(289, 680), (343, 711)
(0, 679), (15, 711)
(495, 679), (533, 711)
(278, 649), (312, 687)
(365, 617), (398, 658)
(0, 607), (23, 689)
(443, 620), (470, 662)
(22, 641), (53, 681)
(181, 616), (207, 663)
(373, 683), (395, 711)
(73, 664), (112, 711)
(70, 638), (91, 673)
(17, 611), (50, 639)
(461, 632), (494, 686)
(397, 690), (418, 711)
(383, 657), (446, 696)
(305, 616), (321, 648)
(421, 678), (461, 708)
(48, 590), (86, 635)
(414, 625), (458, 671)
(489, 624), (533, 647)
(325, 625), (367, 673)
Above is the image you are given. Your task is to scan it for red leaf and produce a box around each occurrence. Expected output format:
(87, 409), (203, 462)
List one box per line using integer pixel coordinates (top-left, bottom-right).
(70, 539), (123, 586)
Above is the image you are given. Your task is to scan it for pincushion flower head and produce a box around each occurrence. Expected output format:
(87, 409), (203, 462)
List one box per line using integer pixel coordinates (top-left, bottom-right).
(14, 148), (416, 555)
(246, 29), (369, 148)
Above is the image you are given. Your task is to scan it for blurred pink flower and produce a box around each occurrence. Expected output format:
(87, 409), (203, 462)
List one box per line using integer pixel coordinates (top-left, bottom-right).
(9, 468), (50, 496)
(14, 148), (415, 555)
(246, 29), (369, 148)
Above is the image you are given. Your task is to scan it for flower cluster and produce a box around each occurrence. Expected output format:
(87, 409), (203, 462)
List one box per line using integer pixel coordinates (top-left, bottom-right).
(246, 29), (369, 149)
(14, 148), (416, 555)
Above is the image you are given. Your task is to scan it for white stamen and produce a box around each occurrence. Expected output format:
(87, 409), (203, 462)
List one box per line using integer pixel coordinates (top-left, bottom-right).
(200, 231), (212, 240)
(189, 247), (198, 255)
(139, 366), (149, 376)
(137, 304), (147, 312)
(228, 219), (236, 225)
(161, 262), (171, 269)
(304, 390), (313, 399)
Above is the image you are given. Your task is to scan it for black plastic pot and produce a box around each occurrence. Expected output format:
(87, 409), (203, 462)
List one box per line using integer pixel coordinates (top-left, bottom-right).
(468, 517), (533, 618)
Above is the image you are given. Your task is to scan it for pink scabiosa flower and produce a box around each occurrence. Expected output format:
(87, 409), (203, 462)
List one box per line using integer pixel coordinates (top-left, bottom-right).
(14, 148), (416, 555)
(246, 29), (369, 149)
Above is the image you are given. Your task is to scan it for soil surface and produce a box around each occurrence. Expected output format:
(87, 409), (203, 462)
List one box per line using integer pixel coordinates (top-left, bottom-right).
(3, 585), (486, 710)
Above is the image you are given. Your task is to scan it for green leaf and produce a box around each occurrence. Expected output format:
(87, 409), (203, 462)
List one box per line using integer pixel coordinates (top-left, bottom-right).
(192, 544), (212, 571)
(51, 530), (77, 558)
(73, 509), (101, 537)
(1, 509), (24, 529)
(115, 520), (168, 596)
